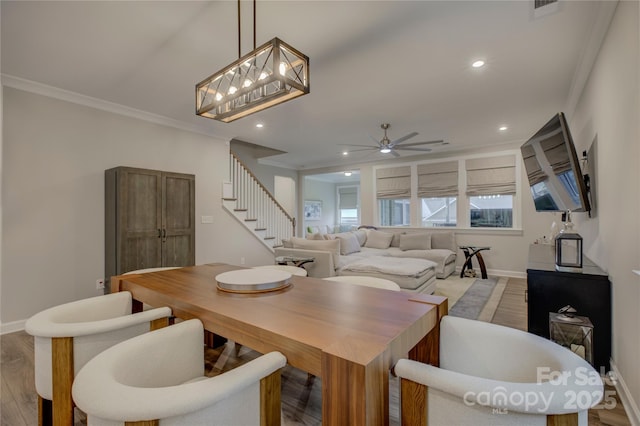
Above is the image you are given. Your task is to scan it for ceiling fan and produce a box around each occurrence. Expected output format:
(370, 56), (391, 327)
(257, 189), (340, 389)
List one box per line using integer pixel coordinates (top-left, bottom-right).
(340, 123), (447, 158)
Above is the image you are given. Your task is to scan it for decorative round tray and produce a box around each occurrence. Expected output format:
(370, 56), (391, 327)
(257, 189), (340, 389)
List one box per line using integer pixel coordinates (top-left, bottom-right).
(215, 269), (292, 293)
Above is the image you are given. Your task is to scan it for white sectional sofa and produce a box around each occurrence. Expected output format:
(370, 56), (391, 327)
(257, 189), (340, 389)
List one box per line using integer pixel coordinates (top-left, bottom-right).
(274, 228), (457, 294)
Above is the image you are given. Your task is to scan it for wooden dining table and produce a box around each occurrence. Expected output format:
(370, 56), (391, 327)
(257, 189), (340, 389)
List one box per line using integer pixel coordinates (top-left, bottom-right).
(111, 263), (448, 425)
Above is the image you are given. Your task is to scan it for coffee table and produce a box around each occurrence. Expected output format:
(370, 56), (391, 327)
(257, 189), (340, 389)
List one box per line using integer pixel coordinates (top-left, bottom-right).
(112, 263), (447, 425)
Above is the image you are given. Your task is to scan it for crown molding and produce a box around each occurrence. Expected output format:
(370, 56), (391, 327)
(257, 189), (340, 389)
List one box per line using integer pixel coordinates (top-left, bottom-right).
(1, 74), (228, 143)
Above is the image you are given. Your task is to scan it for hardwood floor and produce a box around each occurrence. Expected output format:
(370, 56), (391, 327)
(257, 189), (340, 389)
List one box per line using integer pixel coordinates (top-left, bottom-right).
(1, 277), (631, 425)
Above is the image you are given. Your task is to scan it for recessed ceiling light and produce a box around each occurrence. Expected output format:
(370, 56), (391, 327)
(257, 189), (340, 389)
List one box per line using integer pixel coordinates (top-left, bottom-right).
(344, 171), (352, 177)
(256, 123), (264, 128)
(342, 151), (349, 156)
(472, 60), (485, 68)
(499, 125), (508, 131)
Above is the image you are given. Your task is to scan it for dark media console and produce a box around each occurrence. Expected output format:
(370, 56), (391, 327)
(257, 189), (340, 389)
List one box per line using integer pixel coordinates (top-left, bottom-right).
(526, 244), (611, 371)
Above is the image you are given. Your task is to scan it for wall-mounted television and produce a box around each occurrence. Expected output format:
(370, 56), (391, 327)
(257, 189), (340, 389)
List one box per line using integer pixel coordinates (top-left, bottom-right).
(521, 112), (591, 213)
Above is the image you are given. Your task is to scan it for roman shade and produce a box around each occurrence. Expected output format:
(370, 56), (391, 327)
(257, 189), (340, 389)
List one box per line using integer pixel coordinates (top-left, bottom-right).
(466, 155), (516, 196)
(417, 161), (458, 198)
(338, 186), (358, 209)
(521, 144), (547, 186)
(541, 131), (572, 175)
(376, 166), (411, 199)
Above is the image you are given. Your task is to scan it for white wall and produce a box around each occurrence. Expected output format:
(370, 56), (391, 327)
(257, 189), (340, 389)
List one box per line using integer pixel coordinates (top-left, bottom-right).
(1, 87), (274, 329)
(302, 178), (336, 232)
(570, 1), (640, 421)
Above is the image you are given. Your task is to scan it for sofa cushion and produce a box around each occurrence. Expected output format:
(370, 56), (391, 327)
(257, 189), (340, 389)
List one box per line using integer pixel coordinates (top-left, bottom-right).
(390, 232), (403, 247)
(353, 229), (367, 247)
(365, 230), (393, 249)
(431, 231), (457, 252)
(290, 237), (340, 266)
(334, 232), (361, 255)
(399, 233), (432, 251)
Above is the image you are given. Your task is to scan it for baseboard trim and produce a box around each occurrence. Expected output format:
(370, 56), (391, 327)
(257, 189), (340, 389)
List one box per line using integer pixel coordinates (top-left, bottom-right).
(1, 320), (26, 335)
(610, 359), (640, 426)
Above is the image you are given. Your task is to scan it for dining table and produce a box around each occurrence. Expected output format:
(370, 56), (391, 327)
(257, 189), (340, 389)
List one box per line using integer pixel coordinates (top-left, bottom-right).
(111, 263), (448, 425)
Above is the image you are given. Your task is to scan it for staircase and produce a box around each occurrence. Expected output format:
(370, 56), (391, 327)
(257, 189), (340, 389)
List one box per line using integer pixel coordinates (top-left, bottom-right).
(222, 152), (295, 251)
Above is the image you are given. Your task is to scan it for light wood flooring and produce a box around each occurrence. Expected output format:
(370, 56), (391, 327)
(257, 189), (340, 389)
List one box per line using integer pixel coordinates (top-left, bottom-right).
(1, 277), (631, 425)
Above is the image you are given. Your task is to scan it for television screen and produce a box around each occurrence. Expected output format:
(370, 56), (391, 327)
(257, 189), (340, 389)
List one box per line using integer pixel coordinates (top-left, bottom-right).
(521, 112), (590, 213)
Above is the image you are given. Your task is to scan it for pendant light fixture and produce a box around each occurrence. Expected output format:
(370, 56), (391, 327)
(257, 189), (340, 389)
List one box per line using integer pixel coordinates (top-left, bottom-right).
(196, 0), (310, 123)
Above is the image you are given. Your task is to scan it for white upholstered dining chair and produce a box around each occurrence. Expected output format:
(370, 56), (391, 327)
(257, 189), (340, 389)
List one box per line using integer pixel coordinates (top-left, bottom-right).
(25, 291), (172, 426)
(323, 275), (401, 291)
(394, 315), (603, 426)
(72, 319), (287, 426)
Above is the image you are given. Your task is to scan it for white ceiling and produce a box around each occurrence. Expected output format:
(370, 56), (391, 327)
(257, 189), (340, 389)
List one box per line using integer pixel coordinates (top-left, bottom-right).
(1, 1), (614, 170)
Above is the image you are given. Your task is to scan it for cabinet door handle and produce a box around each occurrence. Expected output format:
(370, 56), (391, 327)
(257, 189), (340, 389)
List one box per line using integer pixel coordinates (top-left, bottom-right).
(157, 229), (162, 238)
(162, 229), (167, 242)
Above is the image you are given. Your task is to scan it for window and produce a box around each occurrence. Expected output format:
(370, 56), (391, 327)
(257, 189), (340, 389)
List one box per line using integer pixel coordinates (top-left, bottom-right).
(379, 199), (410, 226)
(418, 161), (458, 227)
(421, 197), (457, 227)
(337, 186), (359, 226)
(376, 166), (411, 227)
(470, 194), (513, 227)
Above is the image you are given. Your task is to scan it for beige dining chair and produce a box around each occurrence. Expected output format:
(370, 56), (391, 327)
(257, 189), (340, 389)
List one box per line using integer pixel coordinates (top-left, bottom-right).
(394, 315), (603, 425)
(72, 319), (287, 426)
(25, 291), (172, 426)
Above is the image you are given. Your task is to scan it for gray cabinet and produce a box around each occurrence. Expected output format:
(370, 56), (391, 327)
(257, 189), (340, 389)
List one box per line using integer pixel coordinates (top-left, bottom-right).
(105, 167), (195, 289)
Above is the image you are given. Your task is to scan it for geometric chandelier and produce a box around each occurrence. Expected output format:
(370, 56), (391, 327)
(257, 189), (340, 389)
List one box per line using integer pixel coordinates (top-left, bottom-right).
(195, 1), (309, 123)
(196, 38), (309, 123)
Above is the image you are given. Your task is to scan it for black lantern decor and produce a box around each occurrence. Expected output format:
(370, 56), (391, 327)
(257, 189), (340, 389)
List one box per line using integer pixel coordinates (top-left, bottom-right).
(555, 213), (583, 272)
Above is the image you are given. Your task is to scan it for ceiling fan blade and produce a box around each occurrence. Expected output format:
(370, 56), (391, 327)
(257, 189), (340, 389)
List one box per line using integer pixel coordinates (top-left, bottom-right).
(389, 132), (418, 146)
(394, 146), (433, 152)
(390, 150), (401, 158)
(396, 139), (445, 147)
(370, 135), (382, 145)
(343, 147), (378, 152)
(338, 144), (379, 148)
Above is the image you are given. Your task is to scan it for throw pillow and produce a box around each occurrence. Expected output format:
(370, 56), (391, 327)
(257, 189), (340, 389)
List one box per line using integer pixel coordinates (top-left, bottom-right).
(364, 229), (394, 249)
(431, 231), (456, 251)
(353, 229), (367, 246)
(290, 237), (341, 266)
(399, 233), (432, 251)
(334, 232), (361, 255)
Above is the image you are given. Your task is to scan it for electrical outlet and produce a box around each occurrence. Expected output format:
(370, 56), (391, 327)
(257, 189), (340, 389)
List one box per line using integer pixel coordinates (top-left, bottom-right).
(96, 279), (105, 290)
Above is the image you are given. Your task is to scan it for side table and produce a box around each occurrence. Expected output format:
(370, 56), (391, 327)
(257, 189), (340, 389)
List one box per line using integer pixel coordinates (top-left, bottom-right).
(275, 255), (315, 269)
(459, 246), (491, 279)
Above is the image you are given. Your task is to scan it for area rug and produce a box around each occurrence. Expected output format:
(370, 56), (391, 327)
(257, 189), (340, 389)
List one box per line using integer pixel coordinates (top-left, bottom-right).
(434, 275), (508, 322)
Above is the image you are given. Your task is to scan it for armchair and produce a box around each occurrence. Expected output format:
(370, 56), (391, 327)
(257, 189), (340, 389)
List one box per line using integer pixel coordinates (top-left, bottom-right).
(394, 316), (603, 425)
(72, 319), (287, 425)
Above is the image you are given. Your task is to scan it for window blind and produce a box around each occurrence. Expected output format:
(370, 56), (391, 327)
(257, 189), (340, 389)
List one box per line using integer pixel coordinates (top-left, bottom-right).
(466, 155), (516, 196)
(376, 166), (411, 199)
(417, 161), (458, 198)
(338, 186), (358, 209)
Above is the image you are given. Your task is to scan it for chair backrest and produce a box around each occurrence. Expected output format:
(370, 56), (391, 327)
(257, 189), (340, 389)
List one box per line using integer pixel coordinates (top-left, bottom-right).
(440, 316), (585, 382)
(323, 275), (401, 291)
(72, 319), (287, 425)
(25, 292), (171, 400)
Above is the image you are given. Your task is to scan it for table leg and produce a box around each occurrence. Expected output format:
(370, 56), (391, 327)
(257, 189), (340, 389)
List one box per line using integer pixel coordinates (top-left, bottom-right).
(476, 251), (488, 279)
(460, 248), (472, 278)
(322, 339), (389, 425)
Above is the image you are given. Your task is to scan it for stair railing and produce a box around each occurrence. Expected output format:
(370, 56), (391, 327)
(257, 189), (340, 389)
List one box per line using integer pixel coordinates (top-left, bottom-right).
(229, 152), (296, 247)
